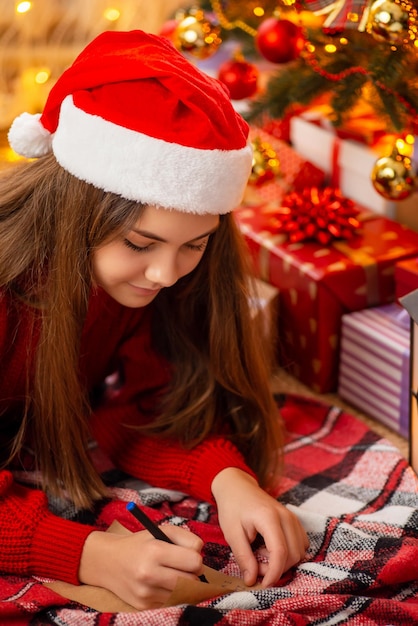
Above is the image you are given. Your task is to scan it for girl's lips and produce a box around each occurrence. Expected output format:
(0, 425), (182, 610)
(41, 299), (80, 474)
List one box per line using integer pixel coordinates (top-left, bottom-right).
(128, 283), (161, 296)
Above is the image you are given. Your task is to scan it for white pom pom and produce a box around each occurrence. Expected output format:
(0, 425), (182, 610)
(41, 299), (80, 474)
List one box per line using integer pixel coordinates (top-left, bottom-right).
(8, 112), (52, 158)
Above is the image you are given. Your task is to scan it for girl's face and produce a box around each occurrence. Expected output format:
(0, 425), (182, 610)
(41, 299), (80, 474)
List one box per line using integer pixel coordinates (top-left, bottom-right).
(93, 204), (219, 308)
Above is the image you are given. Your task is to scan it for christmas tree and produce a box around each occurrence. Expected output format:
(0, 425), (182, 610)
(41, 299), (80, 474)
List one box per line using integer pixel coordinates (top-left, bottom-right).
(165, 1), (418, 201)
(180, 0), (418, 135)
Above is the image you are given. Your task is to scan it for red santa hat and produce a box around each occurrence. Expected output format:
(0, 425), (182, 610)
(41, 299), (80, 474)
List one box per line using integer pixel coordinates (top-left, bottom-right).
(8, 30), (252, 215)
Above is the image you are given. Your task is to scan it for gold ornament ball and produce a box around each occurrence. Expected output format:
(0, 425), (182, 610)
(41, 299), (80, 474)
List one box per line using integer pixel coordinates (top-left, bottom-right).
(249, 137), (281, 185)
(371, 153), (416, 200)
(174, 9), (222, 59)
(366, 0), (412, 44)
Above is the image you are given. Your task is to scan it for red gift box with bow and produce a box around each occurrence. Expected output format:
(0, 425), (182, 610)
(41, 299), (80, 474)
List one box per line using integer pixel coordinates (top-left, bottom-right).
(234, 202), (418, 392)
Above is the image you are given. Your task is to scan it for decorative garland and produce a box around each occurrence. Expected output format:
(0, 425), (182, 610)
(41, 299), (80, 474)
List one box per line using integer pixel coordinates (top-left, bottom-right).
(209, 0), (258, 36)
(208, 0), (418, 127)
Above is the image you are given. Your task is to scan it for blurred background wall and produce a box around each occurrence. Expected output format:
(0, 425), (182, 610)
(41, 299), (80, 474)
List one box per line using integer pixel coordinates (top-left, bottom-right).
(0, 0), (190, 130)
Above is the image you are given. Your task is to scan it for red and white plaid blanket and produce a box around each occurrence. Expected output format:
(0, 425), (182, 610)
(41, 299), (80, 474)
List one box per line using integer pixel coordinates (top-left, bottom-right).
(2, 394), (418, 625)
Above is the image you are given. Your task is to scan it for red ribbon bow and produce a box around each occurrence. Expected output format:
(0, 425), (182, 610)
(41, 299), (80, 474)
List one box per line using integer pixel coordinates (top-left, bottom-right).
(271, 186), (361, 245)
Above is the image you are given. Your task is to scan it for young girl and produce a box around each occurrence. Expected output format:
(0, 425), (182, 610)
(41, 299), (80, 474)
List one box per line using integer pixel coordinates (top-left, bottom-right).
(1, 29), (308, 610)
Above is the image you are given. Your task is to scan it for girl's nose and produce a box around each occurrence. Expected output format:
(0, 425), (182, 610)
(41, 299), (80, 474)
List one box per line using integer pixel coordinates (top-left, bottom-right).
(144, 252), (179, 287)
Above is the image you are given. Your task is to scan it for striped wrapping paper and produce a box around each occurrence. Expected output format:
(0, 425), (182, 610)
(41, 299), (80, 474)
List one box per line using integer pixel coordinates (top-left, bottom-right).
(338, 303), (410, 437)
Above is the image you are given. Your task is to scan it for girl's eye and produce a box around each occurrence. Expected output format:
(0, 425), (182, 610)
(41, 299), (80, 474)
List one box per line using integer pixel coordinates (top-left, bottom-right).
(123, 238), (151, 253)
(123, 237), (209, 253)
(186, 240), (208, 252)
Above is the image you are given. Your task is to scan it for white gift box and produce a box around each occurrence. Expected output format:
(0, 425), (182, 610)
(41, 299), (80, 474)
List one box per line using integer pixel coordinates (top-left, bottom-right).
(338, 303), (410, 438)
(290, 116), (418, 222)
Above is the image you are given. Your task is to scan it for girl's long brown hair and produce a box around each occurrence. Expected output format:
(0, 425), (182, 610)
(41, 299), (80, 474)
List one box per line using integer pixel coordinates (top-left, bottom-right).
(149, 215), (283, 486)
(0, 154), (283, 509)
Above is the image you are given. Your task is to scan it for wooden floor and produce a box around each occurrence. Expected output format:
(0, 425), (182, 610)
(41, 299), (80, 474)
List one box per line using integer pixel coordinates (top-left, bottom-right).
(271, 366), (409, 460)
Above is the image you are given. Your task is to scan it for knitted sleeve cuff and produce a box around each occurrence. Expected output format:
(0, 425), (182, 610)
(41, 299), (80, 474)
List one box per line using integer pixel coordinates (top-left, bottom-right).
(30, 512), (96, 584)
(182, 437), (258, 502)
(119, 434), (258, 504)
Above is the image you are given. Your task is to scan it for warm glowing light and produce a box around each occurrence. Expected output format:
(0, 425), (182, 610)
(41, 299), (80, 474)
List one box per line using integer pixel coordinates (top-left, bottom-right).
(396, 137), (414, 156)
(379, 10), (391, 25)
(184, 29), (197, 44)
(347, 12), (359, 23)
(3, 147), (24, 163)
(324, 44), (337, 53)
(35, 69), (50, 85)
(181, 16), (196, 29)
(339, 37), (348, 45)
(104, 7), (120, 22)
(16, 1), (31, 13)
(294, 10), (324, 28)
(253, 6), (265, 17)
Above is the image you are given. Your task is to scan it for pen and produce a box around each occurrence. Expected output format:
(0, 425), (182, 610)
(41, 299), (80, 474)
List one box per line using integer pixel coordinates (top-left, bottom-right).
(126, 501), (209, 583)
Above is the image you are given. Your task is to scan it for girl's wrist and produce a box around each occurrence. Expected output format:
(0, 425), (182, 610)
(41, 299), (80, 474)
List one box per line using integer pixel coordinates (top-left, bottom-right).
(78, 530), (120, 586)
(211, 467), (258, 501)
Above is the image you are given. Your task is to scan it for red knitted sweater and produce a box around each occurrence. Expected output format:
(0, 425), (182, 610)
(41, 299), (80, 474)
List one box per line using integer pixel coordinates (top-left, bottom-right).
(0, 287), (252, 585)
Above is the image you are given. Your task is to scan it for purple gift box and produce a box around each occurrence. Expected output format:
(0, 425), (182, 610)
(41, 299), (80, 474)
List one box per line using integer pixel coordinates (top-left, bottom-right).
(338, 303), (410, 438)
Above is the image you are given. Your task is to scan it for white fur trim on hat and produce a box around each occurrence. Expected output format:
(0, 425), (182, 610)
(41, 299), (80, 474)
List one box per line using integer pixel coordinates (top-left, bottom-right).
(51, 96), (253, 215)
(8, 112), (53, 158)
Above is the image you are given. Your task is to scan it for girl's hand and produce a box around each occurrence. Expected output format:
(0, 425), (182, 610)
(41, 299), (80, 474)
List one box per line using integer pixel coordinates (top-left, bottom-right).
(79, 524), (204, 609)
(211, 467), (308, 588)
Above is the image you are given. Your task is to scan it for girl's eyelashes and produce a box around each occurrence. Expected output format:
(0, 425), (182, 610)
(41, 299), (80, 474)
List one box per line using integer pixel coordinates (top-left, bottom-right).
(186, 239), (208, 252)
(123, 238), (150, 253)
(123, 237), (209, 253)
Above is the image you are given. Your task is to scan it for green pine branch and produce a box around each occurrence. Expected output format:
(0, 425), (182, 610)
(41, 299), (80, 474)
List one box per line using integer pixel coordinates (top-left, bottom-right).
(246, 29), (418, 132)
(245, 61), (331, 122)
(193, 0), (418, 132)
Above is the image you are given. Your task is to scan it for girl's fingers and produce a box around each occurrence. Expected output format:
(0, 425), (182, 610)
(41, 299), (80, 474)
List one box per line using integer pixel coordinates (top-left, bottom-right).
(162, 524), (204, 552)
(228, 528), (260, 587)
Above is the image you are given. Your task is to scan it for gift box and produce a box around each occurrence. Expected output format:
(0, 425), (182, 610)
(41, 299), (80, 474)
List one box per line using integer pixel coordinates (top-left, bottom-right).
(394, 196), (418, 233)
(289, 115), (409, 218)
(395, 257), (418, 299)
(243, 127), (325, 207)
(399, 290), (418, 472)
(249, 278), (279, 370)
(338, 303), (410, 438)
(234, 204), (418, 392)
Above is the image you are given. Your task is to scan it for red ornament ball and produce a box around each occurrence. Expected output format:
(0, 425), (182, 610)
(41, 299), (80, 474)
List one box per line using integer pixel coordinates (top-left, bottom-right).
(256, 17), (304, 64)
(218, 58), (259, 100)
